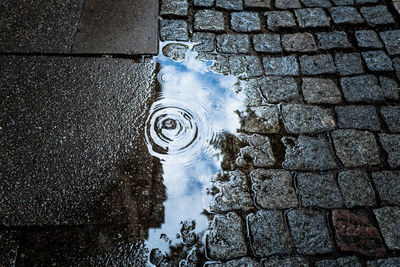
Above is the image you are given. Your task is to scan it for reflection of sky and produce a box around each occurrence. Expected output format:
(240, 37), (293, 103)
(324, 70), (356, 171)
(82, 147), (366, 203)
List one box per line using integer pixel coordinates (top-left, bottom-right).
(145, 42), (245, 261)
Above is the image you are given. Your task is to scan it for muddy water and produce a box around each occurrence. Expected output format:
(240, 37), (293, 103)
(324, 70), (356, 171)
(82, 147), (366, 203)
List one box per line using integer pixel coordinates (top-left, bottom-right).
(144, 43), (245, 265)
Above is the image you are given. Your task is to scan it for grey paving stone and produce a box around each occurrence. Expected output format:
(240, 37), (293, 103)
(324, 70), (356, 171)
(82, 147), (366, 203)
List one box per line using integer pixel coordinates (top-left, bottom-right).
(275, 0), (302, 9)
(282, 33), (318, 52)
(236, 134), (275, 167)
(244, 0), (272, 8)
(302, 78), (342, 104)
(360, 5), (395, 25)
(205, 257), (262, 267)
(394, 0), (400, 16)
(295, 8), (330, 28)
(301, 0), (332, 7)
(248, 210), (292, 257)
(162, 43), (188, 61)
(299, 54), (336, 75)
(160, 0), (188, 16)
(216, 0), (244, 10)
(194, 10), (225, 32)
(340, 75), (384, 103)
(0, 56), (157, 226)
(281, 104), (336, 134)
(0, 0), (83, 53)
(316, 31), (351, 50)
(362, 51), (393, 72)
(379, 134), (400, 168)
(356, 0), (378, 3)
(297, 172), (343, 208)
(332, 129), (381, 167)
(197, 53), (230, 75)
(241, 105), (280, 133)
(73, 0), (158, 54)
(395, 57), (400, 81)
(282, 135), (338, 171)
(251, 169), (298, 209)
(263, 56), (299, 76)
(192, 32), (216, 52)
(229, 55), (263, 78)
(194, 0), (215, 7)
(216, 34), (250, 53)
(259, 76), (300, 103)
(209, 170), (253, 212)
(231, 12), (261, 32)
(367, 258), (400, 267)
(335, 53), (364, 76)
(372, 171), (400, 205)
(236, 79), (266, 106)
(355, 30), (383, 49)
(263, 258), (310, 267)
(253, 34), (282, 53)
(329, 7), (364, 24)
(160, 19), (188, 41)
(338, 170), (376, 208)
(316, 257), (362, 267)
(379, 76), (399, 101)
(287, 210), (334, 255)
(381, 106), (400, 133)
(207, 212), (247, 260)
(0, 231), (19, 267)
(331, 0), (354, 5)
(380, 30), (400, 56)
(336, 105), (381, 131)
(265, 11), (297, 31)
(374, 207), (400, 250)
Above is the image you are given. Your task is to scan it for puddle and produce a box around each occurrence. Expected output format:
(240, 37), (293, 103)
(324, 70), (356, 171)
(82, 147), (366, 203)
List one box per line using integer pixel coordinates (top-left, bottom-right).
(144, 42), (246, 265)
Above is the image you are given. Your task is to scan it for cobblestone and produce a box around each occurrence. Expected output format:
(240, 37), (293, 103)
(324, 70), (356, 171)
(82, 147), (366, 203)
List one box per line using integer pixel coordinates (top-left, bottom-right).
(315, 257), (362, 267)
(281, 104), (336, 134)
(299, 54), (336, 75)
(259, 76), (300, 103)
(295, 8), (330, 28)
(297, 172), (343, 208)
(338, 170), (376, 208)
(378, 134), (400, 168)
(380, 30), (400, 55)
(355, 30), (383, 49)
(160, 0), (188, 16)
(332, 129), (381, 167)
(302, 78), (342, 104)
(237, 79), (266, 106)
(275, 0), (302, 9)
(216, 34), (250, 53)
(340, 75), (384, 102)
(244, 0), (271, 8)
(253, 34), (282, 53)
(248, 210), (292, 257)
(236, 134), (275, 167)
(282, 33), (318, 52)
(205, 257), (262, 266)
(263, 56), (299, 76)
(335, 105), (381, 131)
(329, 7), (364, 24)
(194, 10), (225, 32)
(335, 53), (364, 76)
(282, 135), (338, 171)
(381, 106), (400, 132)
(194, 0), (215, 7)
(372, 171), (400, 205)
(367, 258), (400, 267)
(216, 0), (244, 10)
(231, 12), (261, 32)
(301, 0), (332, 7)
(197, 53), (230, 75)
(162, 43), (189, 61)
(160, 20), (189, 41)
(263, 257), (309, 266)
(229, 55), (263, 78)
(265, 11), (297, 31)
(316, 31), (351, 50)
(331, 0), (354, 5)
(395, 58), (400, 80)
(251, 169), (298, 209)
(287, 210), (334, 255)
(374, 207), (400, 250)
(192, 32), (216, 52)
(362, 51), (393, 72)
(241, 105), (280, 133)
(360, 6), (395, 25)
(379, 76), (399, 100)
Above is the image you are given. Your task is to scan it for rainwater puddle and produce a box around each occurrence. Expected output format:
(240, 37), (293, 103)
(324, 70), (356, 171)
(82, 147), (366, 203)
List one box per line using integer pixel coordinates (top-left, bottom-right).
(144, 42), (246, 265)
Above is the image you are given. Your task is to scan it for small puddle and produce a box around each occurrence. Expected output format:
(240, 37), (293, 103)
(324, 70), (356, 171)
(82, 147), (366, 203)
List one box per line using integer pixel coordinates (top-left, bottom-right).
(144, 42), (246, 265)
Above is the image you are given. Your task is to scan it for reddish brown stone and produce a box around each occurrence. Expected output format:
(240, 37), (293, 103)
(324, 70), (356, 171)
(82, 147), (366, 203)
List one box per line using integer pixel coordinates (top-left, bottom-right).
(332, 209), (387, 257)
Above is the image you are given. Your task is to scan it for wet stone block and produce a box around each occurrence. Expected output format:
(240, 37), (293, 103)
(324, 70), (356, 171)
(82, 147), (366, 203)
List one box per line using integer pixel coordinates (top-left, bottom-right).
(248, 210), (292, 257)
(194, 10), (225, 32)
(264, 258), (309, 267)
(259, 76), (300, 103)
(340, 75), (383, 103)
(251, 169), (298, 209)
(355, 30), (383, 49)
(335, 53), (364, 76)
(282, 33), (318, 52)
(229, 55), (263, 78)
(332, 129), (381, 167)
(253, 34), (282, 53)
(236, 79), (266, 106)
(329, 7), (364, 24)
(315, 257), (362, 267)
(287, 210), (334, 255)
(374, 207), (400, 250)
(0, 231), (19, 267)
(205, 257), (262, 266)
(282, 135), (338, 171)
(379, 77), (399, 101)
(160, 19), (188, 41)
(281, 104), (336, 134)
(216, 0), (244, 10)
(194, 0), (215, 7)
(362, 51), (393, 72)
(299, 54), (336, 75)
(275, 0), (302, 9)
(302, 78), (342, 104)
(160, 0), (188, 16)
(297, 172), (343, 209)
(231, 12), (261, 32)
(395, 58), (400, 81)
(367, 258), (400, 267)
(336, 105), (381, 131)
(381, 106), (400, 133)
(316, 31), (351, 50)
(380, 30), (400, 55)
(332, 209), (386, 257)
(236, 134), (275, 167)
(300, 0), (332, 7)
(372, 171), (400, 205)
(360, 6), (395, 25)
(216, 34), (250, 53)
(265, 11), (297, 31)
(206, 212), (247, 260)
(162, 43), (188, 62)
(263, 56), (299, 76)
(192, 32), (216, 52)
(240, 105), (280, 133)
(295, 8), (330, 28)
(197, 53), (230, 75)
(378, 134), (400, 168)
(338, 170), (376, 208)
(245, 0), (272, 8)
(331, 0), (354, 5)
